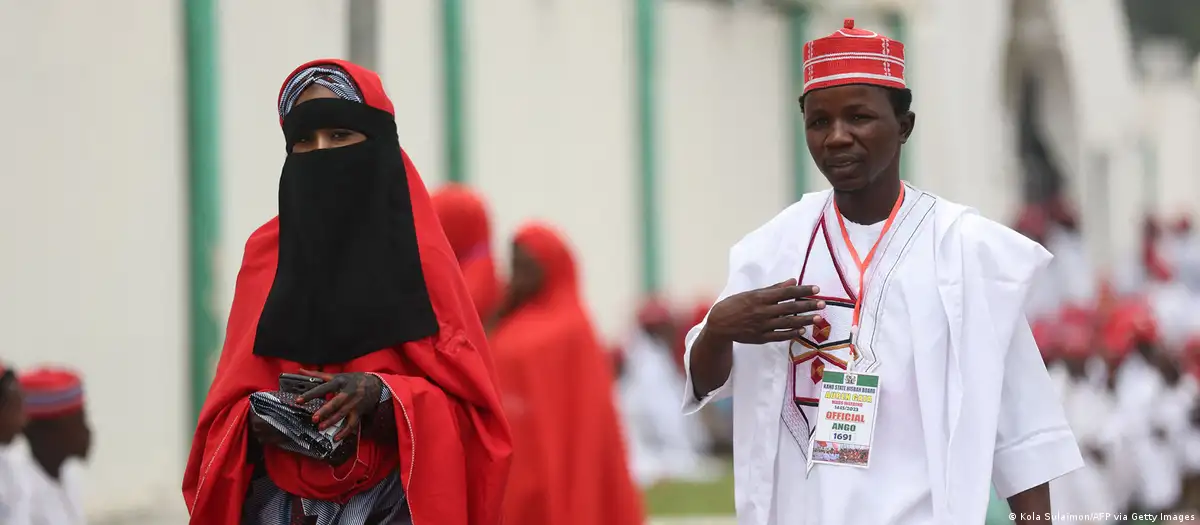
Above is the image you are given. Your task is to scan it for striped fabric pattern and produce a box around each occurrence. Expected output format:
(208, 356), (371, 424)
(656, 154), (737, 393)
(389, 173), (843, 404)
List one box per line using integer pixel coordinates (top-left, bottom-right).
(243, 470), (409, 525)
(278, 64), (365, 118)
(19, 368), (85, 419)
(23, 384), (84, 418)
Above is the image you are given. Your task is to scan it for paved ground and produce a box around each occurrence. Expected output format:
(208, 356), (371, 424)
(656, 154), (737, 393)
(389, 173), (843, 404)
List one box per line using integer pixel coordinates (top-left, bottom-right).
(103, 509), (737, 525)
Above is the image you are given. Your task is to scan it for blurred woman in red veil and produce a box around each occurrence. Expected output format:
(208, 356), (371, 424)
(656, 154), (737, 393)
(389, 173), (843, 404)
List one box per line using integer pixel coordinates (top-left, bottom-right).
(489, 222), (643, 525)
(432, 184), (505, 324)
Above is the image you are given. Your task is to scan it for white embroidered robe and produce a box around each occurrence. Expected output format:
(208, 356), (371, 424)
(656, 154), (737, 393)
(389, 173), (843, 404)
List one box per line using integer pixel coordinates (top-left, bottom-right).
(681, 186), (1082, 525)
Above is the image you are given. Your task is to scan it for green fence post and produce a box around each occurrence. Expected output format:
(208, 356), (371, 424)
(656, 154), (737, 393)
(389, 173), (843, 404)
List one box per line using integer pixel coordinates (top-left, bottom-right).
(443, 0), (468, 183)
(788, 6), (810, 201)
(636, 0), (661, 294)
(183, 0), (221, 426)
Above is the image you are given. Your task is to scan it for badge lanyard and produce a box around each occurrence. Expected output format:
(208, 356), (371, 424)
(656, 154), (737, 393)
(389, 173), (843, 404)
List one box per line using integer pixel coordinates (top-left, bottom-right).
(832, 185), (906, 353)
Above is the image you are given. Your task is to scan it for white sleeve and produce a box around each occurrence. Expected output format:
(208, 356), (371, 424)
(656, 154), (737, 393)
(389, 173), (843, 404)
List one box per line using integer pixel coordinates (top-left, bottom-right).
(991, 319), (1084, 498)
(681, 242), (754, 416)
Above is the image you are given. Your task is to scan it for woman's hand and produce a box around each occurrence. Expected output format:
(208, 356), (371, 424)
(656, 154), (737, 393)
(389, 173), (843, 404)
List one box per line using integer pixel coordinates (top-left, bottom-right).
(295, 369), (384, 441)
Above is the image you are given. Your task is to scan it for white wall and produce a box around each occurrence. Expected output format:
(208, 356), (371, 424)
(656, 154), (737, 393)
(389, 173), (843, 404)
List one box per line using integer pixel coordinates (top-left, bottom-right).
(889, 0), (1147, 266)
(1048, 0), (1145, 264)
(0, 0), (187, 517)
(1147, 85), (1200, 218)
(659, 0), (790, 305)
(380, 0), (447, 187)
(1140, 41), (1200, 221)
(217, 0), (349, 322)
(467, 0), (640, 339)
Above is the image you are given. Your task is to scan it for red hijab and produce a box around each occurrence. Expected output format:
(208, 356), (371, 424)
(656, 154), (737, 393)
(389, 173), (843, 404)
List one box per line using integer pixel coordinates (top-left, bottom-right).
(182, 59), (511, 525)
(489, 222), (644, 525)
(1100, 295), (1158, 363)
(432, 184), (504, 320)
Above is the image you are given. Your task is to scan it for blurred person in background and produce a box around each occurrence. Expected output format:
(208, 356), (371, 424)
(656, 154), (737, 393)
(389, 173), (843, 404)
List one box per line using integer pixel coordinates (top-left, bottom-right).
(682, 19), (1079, 525)
(489, 222), (643, 525)
(1163, 215), (1195, 277)
(1015, 205), (1060, 320)
(1017, 199), (1095, 321)
(1183, 337), (1200, 511)
(1047, 323), (1125, 523)
(0, 364), (30, 525)
(183, 59), (511, 525)
(432, 183), (505, 326)
(1042, 197), (1096, 308)
(681, 298), (734, 455)
(20, 367), (90, 525)
(1105, 297), (1189, 514)
(617, 297), (716, 487)
(1145, 214), (1200, 355)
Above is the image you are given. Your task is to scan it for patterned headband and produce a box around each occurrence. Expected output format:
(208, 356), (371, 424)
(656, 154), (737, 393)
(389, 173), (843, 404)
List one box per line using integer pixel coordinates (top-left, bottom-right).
(277, 64), (365, 119)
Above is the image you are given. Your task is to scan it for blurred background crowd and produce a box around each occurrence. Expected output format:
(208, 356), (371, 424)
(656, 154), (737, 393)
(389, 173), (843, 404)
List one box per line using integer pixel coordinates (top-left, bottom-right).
(2, 0), (1200, 523)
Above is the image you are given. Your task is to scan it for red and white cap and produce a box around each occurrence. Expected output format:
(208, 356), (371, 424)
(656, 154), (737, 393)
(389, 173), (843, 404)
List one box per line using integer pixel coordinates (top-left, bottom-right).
(803, 18), (906, 95)
(20, 367), (84, 419)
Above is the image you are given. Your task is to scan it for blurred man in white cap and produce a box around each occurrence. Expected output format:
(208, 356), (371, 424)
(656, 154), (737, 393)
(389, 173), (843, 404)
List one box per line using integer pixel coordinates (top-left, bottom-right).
(0, 364), (31, 525)
(618, 298), (714, 486)
(19, 366), (91, 525)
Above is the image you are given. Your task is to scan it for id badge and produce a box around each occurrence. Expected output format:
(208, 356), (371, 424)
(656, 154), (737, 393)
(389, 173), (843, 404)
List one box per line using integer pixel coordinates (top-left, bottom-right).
(806, 370), (880, 472)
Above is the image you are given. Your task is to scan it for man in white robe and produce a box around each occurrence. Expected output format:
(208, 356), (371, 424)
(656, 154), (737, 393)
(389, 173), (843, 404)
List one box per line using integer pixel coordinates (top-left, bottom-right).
(0, 365), (32, 525)
(19, 367), (91, 525)
(681, 19), (1081, 525)
(1047, 329), (1123, 523)
(1107, 310), (1184, 513)
(618, 299), (716, 486)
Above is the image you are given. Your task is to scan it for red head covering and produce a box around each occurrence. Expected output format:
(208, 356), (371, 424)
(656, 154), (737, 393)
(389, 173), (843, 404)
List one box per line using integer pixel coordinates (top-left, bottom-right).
(432, 184), (504, 319)
(1031, 319), (1060, 361)
(1184, 336), (1200, 380)
(1174, 215), (1193, 234)
(1014, 205), (1049, 242)
(512, 223), (580, 303)
(1046, 196), (1080, 231)
(1100, 296), (1159, 361)
(1058, 321), (1094, 361)
(19, 368), (83, 419)
(183, 59), (511, 525)
(802, 18), (906, 95)
(489, 222), (644, 525)
(636, 296), (673, 329)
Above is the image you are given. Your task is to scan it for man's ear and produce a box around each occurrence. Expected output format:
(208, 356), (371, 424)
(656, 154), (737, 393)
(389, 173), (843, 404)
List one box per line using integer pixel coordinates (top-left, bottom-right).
(899, 111), (916, 144)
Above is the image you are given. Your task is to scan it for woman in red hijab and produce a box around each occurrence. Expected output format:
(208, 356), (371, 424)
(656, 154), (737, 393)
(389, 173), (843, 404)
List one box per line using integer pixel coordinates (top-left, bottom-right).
(431, 184), (504, 323)
(489, 222), (643, 525)
(182, 60), (511, 525)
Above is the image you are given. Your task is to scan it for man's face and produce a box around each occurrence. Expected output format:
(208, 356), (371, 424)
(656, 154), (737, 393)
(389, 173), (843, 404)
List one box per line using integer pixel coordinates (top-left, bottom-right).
(0, 382), (26, 445)
(31, 411), (91, 462)
(506, 244), (544, 308)
(644, 321), (677, 348)
(66, 410), (92, 461)
(803, 85), (914, 192)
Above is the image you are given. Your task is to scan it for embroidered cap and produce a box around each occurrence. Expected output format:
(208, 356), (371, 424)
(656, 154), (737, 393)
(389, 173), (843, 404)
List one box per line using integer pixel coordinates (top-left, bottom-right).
(19, 367), (84, 419)
(637, 297), (673, 327)
(802, 18), (906, 95)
